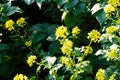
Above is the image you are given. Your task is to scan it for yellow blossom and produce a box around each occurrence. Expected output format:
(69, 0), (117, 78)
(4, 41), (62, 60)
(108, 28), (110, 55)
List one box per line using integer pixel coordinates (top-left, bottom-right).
(84, 46), (93, 56)
(4, 20), (15, 31)
(96, 68), (105, 80)
(61, 39), (73, 55)
(72, 26), (81, 38)
(60, 56), (71, 68)
(13, 74), (28, 80)
(107, 49), (118, 60)
(16, 17), (26, 27)
(88, 30), (101, 43)
(106, 26), (117, 34)
(109, 75), (115, 80)
(108, 0), (120, 7)
(27, 55), (37, 67)
(104, 4), (115, 13)
(55, 25), (69, 39)
(25, 40), (32, 47)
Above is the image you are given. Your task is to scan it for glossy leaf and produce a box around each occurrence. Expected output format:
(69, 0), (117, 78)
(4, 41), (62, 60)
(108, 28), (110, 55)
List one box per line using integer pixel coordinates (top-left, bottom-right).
(6, 6), (23, 16)
(95, 9), (105, 26)
(24, 0), (35, 5)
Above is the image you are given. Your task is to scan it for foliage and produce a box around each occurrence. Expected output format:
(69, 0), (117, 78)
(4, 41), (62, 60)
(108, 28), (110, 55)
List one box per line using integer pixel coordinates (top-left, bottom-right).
(0, 0), (120, 80)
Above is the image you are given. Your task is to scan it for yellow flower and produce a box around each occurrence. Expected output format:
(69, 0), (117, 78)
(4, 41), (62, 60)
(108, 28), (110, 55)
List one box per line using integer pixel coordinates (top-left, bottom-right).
(106, 26), (117, 34)
(104, 4), (115, 13)
(61, 39), (73, 55)
(4, 20), (15, 31)
(107, 49), (118, 60)
(25, 41), (32, 47)
(27, 55), (37, 67)
(72, 26), (81, 38)
(13, 74), (28, 80)
(88, 30), (101, 43)
(16, 17), (26, 27)
(108, 0), (120, 7)
(55, 25), (69, 39)
(60, 56), (71, 68)
(109, 75), (115, 80)
(96, 68), (105, 80)
(84, 46), (93, 56)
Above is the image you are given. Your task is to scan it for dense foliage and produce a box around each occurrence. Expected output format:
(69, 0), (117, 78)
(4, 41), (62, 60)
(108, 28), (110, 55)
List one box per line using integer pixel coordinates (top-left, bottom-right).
(0, 0), (120, 80)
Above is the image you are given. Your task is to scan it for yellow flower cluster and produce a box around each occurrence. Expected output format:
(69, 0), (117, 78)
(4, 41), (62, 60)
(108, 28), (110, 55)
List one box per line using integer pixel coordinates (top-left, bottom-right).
(96, 68), (105, 80)
(109, 75), (114, 80)
(25, 40), (32, 47)
(72, 26), (81, 38)
(27, 55), (37, 67)
(60, 56), (71, 68)
(106, 26), (117, 34)
(84, 46), (93, 56)
(16, 17), (26, 27)
(4, 20), (15, 31)
(61, 39), (73, 55)
(104, 4), (115, 13)
(88, 30), (101, 43)
(107, 49), (118, 60)
(108, 0), (120, 7)
(13, 74), (28, 80)
(55, 25), (69, 39)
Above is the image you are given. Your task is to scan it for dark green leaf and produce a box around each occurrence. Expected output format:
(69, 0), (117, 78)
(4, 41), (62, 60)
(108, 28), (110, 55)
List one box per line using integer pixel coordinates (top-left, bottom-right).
(73, 2), (85, 15)
(6, 6), (23, 16)
(49, 42), (60, 55)
(62, 11), (82, 28)
(46, 24), (58, 34)
(95, 9), (105, 26)
(30, 23), (49, 32)
(64, 0), (79, 9)
(3, 2), (11, 10)
(47, 34), (56, 41)
(0, 44), (9, 51)
(29, 31), (47, 43)
(54, 0), (66, 6)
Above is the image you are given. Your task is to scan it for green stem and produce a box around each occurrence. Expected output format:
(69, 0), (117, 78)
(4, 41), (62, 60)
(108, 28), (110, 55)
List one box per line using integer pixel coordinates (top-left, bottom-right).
(88, 40), (92, 46)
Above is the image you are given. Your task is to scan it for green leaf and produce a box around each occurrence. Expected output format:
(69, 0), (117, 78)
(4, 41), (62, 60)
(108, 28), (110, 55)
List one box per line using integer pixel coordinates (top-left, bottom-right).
(36, 0), (44, 9)
(54, 0), (66, 6)
(3, 2), (11, 10)
(73, 2), (85, 15)
(46, 24), (58, 34)
(62, 11), (81, 28)
(29, 23), (49, 43)
(24, 0), (35, 5)
(56, 76), (64, 80)
(74, 47), (83, 56)
(64, 0), (79, 9)
(36, 66), (41, 75)
(30, 23), (49, 32)
(29, 76), (36, 80)
(94, 9), (105, 26)
(29, 31), (47, 43)
(91, 3), (102, 15)
(47, 34), (56, 41)
(0, 44), (9, 51)
(6, 6), (23, 16)
(48, 42), (60, 55)
(95, 50), (105, 56)
(53, 64), (63, 71)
